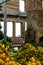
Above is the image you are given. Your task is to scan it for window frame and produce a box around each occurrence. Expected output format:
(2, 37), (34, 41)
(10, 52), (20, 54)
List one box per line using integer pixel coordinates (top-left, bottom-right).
(19, 0), (25, 12)
(42, 0), (43, 8)
(7, 22), (13, 37)
(15, 22), (21, 37)
(25, 22), (27, 31)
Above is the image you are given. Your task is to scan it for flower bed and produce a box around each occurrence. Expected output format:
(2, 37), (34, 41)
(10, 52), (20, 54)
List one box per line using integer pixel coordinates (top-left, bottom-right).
(0, 39), (43, 65)
(15, 43), (43, 65)
(0, 43), (21, 65)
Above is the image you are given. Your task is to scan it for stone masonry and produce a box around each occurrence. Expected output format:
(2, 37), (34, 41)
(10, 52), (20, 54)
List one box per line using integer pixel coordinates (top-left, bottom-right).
(26, 0), (43, 42)
(0, 0), (43, 45)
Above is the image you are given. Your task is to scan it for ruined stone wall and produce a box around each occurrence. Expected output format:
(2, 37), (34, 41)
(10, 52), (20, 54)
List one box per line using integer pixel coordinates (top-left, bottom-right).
(26, 0), (43, 42)
(0, 0), (27, 44)
(2, 0), (19, 13)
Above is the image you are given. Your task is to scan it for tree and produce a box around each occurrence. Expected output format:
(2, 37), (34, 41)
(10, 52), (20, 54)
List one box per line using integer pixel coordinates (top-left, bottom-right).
(0, 3), (2, 10)
(0, 23), (2, 29)
(25, 22), (36, 43)
(0, 23), (4, 40)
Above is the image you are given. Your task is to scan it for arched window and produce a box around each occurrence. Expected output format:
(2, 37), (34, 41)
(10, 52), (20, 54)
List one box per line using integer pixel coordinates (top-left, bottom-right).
(39, 36), (43, 42)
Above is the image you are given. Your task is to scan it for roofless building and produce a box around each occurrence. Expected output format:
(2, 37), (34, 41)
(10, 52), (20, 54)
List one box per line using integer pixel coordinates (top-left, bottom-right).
(0, 0), (43, 47)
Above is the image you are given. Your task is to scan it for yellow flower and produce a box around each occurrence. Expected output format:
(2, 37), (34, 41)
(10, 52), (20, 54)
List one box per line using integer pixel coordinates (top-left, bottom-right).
(5, 57), (10, 62)
(0, 43), (2, 47)
(5, 47), (8, 51)
(3, 52), (5, 55)
(2, 44), (5, 48)
(0, 59), (4, 65)
(11, 58), (14, 61)
(30, 57), (35, 62)
(9, 61), (13, 65)
(36, 61), (42, 65)
(0, 48), (3, 52)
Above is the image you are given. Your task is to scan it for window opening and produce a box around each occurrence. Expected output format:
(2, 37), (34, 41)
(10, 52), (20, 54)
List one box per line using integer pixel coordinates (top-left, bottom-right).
(7, 22), (13, 37)
(15, 22), (21, 37)
(19, 0), (25, 12)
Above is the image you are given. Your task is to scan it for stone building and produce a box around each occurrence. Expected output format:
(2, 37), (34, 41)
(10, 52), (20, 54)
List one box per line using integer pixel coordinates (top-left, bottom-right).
(0, 0), (27, 47)
(0, 0), (43, 46)
(26, 0), (43, 42)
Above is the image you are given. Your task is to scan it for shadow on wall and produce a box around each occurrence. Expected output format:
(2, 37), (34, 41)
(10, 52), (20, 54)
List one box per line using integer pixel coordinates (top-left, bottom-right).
(39, 36), (43, 42)
(39, 36), (43, 46)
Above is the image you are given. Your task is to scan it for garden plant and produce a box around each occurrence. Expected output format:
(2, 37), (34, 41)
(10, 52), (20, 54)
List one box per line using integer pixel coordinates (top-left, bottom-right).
(0, 42), (21, 65)
(15, 43), (43, 65)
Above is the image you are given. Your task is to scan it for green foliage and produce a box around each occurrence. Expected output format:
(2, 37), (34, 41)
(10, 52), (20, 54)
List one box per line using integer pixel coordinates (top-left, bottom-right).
(0, 39), (12, 46)
(15, 43), (43, 65)
(9, 52), (17, 59)
(0, 23), (2, 29)
(0, 3), (2, 8)
(15, 43), (36, 65)
(27, 57), (42, 65)
(25, 23), (36, 43)
(0, 24), (4, 40)
(0, 39), (17, 58)
(0, 3), (2, 11)
(0, 30), (4, 40)
(0, 43), (21, 65)
(36, 46), (43, 64)
(6, 36), (11, 42)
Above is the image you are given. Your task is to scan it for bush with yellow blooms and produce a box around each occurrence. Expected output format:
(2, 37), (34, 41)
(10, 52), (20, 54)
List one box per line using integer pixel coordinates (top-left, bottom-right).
(15, 43), (42, 65)
(0, 43), (21, 65)
(26, 57), (42, 65)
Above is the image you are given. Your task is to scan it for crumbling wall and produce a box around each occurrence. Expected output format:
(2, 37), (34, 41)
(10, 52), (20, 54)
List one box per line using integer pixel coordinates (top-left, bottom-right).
(26, 0), (43, 42)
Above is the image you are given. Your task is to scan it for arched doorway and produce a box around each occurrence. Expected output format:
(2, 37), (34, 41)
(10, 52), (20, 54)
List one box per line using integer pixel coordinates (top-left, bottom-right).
(39, 36), (43, 42)
(39, 36), (43, 46)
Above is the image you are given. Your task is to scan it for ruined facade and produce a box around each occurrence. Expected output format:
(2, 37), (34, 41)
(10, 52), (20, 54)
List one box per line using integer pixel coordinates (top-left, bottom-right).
(0, 0), (43, 46)
(26, 0), (43, 42)
(0, 0), (27, 46)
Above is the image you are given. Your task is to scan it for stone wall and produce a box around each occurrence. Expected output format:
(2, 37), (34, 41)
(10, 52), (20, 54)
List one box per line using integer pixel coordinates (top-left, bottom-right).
(0, 0), (27, 45)
(26, 0), (43, 42)
(2, 0), (19, 13)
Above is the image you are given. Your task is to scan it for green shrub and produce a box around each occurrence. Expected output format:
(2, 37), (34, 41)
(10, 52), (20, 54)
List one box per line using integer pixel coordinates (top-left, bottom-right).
(27, 57), (42, 65)
(0, 43), (21, 65)
(0, 30), (4, 40)
(0, 39), (12, 46)
(6, 36), (11, 42)
(25, 23), (36, 44)
(0, 3), (2, 10)
(36, 46), (43, 64)
(15, 43), (43, 65)
(15, 43), (36, 65)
